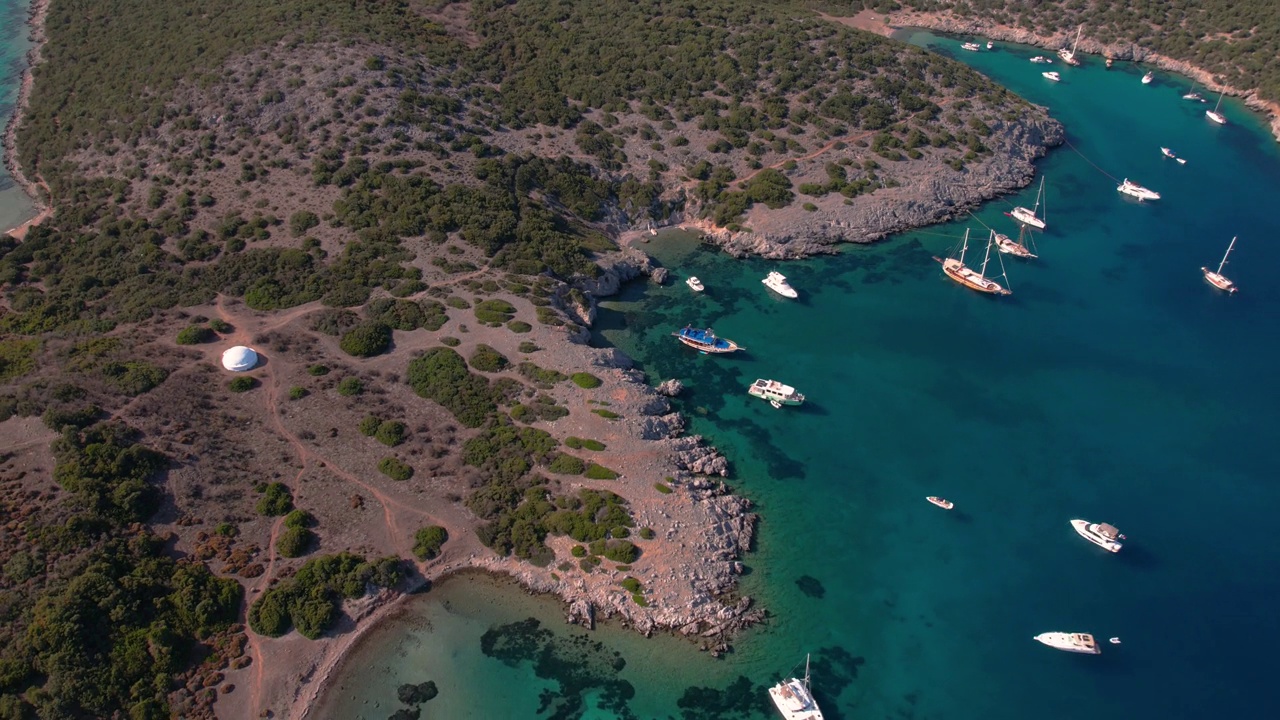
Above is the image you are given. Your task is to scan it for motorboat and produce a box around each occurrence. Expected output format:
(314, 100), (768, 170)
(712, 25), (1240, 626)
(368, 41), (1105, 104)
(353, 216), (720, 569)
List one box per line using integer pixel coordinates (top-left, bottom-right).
(1117, 179), (1160, 202)
(1034, 632), (1101, 655)
(748, 379), (805, 408)
(686, 276), (705, 292)
(672, 326), (743, 354)
(1141, 71), (1154, 84)
(1042, 71), (1061, 82)
(1030, 56), (1052, 64)
(962, 42), (981, 51)
(934, 229), (1012, 296)
(1160, 147), (1188, 165)
(768, 655), (824, 720)
(926, 496), (954, 510)
(1201, 236), (1239, 293)
(1071, 519), (1124, 552)
(986, 41), (994, 50)
(763, 271), (798, 299)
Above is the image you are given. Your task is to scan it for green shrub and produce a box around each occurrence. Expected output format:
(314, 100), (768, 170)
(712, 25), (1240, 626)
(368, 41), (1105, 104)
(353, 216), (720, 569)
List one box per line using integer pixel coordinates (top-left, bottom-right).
(611, 526), (630, 538)
(406, 347), (497, 427)
(654, 482), (673, 494)
(440, 336), (461, 347)
(209, 319), (232, 333)
(565, 437), (605, 451)
(256, 482), (294, 516)
(176, 326), (213, 345)
(378, 456), (414, 481)
(570, 372), (602, 389)
(468, 344), (509, 372)
(570, 545), (587, 558)
(308, 308), (360, 336)
(277, 526), (315, 558)
(474, 299), (516, 324)
(289, 210), (320, 237)
(584, 464), (619, 480)
(445, 296), (471, 309)
(288, 386), (308, 400)
(517, 362), (566, 385)
(548, 453), (587, 475)
(602, 540), (640, 564)
(412, 525), (449, 560)
(632, 593), (648, 607)
(638, 527), (655, 539)
(375, 420), (407, 447)
(339, 321), (393, 357)
(337, 377), (364, 396)
(591, 408), (620, 419)
(307, 364), (330, 376)
(507, 320), (532, 333)
(228, 376), (259, 392)
(284, 509), (316, 528)
(214, 522), (238, 537)
(248, 554), (402, 639)
(620, 577), (642, 593)
(358, 415), (380, 436)
(518, 341), (539, 353)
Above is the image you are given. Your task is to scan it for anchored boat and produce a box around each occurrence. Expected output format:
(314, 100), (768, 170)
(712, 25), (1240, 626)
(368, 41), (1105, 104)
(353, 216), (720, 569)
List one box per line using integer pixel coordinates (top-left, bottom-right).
(1030, 56), (1052, 64)
(763, 271), (798, 299)
(926, 496), (954, 510)
(961, 42), (980, 51)
(934, 229), (1012, 296)
(767, 654), (824, 720)
(1207, 90), (1227, 124)
(1141, 71), (1154, 84)
(1117, 178), (1160, 202)
(686, 276), (705, 292)
(1042, 71), (1061, 82)
(672, 326), (743, 354)
(995, 227), (1037, 259)
(1057, 25), (1083, 66)
(1202, 236), (1239, 293)
(1071, 519), (1124, 553)
(1160, 147), (1187, 164)
(1010, 176), (1048, 230)
(1035, 632), (1101, 655)
(749, 379), (805, 409)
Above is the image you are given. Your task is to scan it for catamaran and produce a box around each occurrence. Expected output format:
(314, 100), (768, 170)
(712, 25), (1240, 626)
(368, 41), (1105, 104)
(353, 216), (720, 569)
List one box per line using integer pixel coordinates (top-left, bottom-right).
(1202, 236), (1239, 293)
(1010, 177), (1048, 230)
(933, 229), (1011, 296)
(1141, 71), (1154, 84)
(748, 379), (805, 409)
(1042, 71), (1061, 82)
(1035, 632), (1101, 655)
(1206, 91), (1227, 124)
(686, 276), (705, 292)
(1058, 25), (1083, 66)
(1071, 519), (1124, 553)
(672, 326), (743, 354)
(1117, 179), (1160, 202)
(961, 42), (980, 52)
(995, 226), (1037, 259)
(768, 654), (824, 720)
(763, 271), (798, 299)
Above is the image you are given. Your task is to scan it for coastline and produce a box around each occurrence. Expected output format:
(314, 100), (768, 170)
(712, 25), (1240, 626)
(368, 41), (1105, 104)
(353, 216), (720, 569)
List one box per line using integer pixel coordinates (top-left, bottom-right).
(877, 10), (1280, 142)
(1, 0), (49, 239)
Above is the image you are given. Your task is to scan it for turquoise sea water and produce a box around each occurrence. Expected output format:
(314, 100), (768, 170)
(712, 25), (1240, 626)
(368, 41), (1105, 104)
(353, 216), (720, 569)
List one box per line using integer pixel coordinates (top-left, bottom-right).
(331, 31), (1280, 719)
(0, 0), (35, 232)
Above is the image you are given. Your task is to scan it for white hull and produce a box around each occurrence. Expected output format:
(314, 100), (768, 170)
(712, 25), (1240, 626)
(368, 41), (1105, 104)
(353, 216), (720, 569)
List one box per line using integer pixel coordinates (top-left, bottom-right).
(1030, 56), (1051, 64)
(1035, 632), (1101, 655)
(686, 277), (705, 292)
(996, 234), (1037, 259)
(1141, 72), (1153, 84)
(768, 678), (824, 720)
(1206, 110), (1227, 124)
(1117, 180), (1160, 201)
(1010, 207), (1046, 230)
(749, 379), (805, 406)
(1071, 519), (1122, 552)
(763, 272), (798, 298)
(1202, 269), (1237, 293)
(1043, 71), (1060, 82)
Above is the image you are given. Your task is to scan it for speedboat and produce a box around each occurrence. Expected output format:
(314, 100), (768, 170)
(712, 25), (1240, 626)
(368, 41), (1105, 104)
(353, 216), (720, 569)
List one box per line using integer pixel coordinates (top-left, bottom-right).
(748, 379), (805, 408)
(686, 276), (705, 292)
(768, 655), (824, 720)
(672, 326), (743, 354)
(1117, 179), (1160, 202)
(961, 42), (981, 51)
(995, 232), (1037, 259)
(1161, 147), (1188, 165)
(763, 271), (798, 298)
(1030, 56), (1051, 64)
(1141, 71), (1154, 84)
(1042, 71), (1061, 82)
(1071, 519), (1124, 552)
(1034, 632), (1101, 655)
(926, 496), (954, 510)
(986, 41), (994, 49)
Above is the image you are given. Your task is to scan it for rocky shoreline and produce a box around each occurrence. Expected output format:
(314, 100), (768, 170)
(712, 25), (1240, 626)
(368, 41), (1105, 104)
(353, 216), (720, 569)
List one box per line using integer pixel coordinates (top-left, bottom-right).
(888, 11), (1280, 143)
(1, 0), (50, 238)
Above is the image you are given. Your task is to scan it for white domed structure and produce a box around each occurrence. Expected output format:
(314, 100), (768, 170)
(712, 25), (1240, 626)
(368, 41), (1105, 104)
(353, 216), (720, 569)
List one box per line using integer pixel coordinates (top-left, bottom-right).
(221, 346), (259, 372)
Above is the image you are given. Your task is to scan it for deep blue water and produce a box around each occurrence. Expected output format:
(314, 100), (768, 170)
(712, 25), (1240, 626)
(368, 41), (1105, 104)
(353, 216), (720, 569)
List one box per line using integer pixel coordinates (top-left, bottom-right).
(332, 31), (1280, 720)
(0, 0), (35, 232)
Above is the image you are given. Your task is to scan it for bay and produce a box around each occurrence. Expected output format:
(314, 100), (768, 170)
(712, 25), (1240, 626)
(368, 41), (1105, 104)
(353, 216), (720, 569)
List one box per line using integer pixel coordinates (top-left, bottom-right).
(325, 31), (1280, 719)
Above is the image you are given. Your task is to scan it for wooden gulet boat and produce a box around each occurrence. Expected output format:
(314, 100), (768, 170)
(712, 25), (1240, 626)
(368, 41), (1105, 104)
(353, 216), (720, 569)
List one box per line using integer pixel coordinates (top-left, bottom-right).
(933, 229), (1012, 296)
(672, 326), (743, 354)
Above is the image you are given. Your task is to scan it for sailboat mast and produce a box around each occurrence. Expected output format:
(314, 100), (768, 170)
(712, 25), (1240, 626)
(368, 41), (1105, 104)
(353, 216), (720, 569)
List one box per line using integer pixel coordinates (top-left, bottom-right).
(959, 228), (970, 265)
(803, 654), (811, 689)
(1218, 236), (1236, 274)
(1213, 91), (1224, 112)
(980, 231), (994, 276)
(1072, 25), (1082, 54)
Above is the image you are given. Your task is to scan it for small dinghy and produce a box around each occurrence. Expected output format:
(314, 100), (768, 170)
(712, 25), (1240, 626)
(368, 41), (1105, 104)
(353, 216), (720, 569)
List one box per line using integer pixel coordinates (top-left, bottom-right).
(926, 496), (954, 510)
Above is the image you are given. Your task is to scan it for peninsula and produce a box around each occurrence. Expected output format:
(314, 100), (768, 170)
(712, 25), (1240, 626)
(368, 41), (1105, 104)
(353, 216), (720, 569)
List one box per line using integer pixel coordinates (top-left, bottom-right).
(1, 1), (1062, 717)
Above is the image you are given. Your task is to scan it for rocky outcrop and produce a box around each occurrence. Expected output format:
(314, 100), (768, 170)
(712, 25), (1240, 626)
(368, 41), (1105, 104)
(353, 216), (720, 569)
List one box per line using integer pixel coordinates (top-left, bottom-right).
(667, 436), (730, 477)
(655, 379), (684, 397)
(650, 267), (669, 285)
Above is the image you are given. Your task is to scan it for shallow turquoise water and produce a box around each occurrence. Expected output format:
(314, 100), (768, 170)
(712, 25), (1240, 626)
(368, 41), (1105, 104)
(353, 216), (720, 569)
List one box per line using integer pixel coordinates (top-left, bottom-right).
(0, 0), (35, 232)
(333, 31), (1280, 720)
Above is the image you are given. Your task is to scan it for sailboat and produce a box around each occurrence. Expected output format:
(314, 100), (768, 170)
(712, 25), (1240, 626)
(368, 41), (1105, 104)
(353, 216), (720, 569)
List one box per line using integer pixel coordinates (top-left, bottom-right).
(1183, 82), (1205, 102)
(996, 224), (1038, 259)
(1010, 177), (1047, 230)
(1058, 25), (1083, 66)
(767, 654), (824, 720)
(1206, 91), (1227, 124)
(1201, 236), (1239, 293)
(933, 229), (1011, 296)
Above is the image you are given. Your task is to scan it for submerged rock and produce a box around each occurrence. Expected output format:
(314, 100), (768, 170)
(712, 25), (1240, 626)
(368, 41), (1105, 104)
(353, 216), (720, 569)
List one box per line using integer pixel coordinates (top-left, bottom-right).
(655, 379), (684, 397)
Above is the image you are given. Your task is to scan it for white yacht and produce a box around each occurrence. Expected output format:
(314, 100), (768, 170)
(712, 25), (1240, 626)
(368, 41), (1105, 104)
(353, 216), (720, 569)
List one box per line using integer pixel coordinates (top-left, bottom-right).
(1071, 519), (1124, 552)
(1117, 179), (1160, 202)
(686, 276), (705, 292)
(1030, 56), (1052, 64)
(986, 41), (994, 50)
(1034, 632), (1101, 655)
(763, 271), (798, 298)
(749, 379), (805, 408)
(768, 655), (824, 720)
(1202, 236), (1239, 293)
(962, 42), (981, 52)
(1042, 71), (1061, 82)
(1010, 177), (1048, 230)
(1141, 71), (1154, 84)
(1206, 90), (1227, 124)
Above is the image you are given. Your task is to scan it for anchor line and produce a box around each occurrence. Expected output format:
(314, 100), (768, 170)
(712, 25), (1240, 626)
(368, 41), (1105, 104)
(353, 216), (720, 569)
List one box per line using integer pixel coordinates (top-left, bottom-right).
(1063, 137), (1122, 183)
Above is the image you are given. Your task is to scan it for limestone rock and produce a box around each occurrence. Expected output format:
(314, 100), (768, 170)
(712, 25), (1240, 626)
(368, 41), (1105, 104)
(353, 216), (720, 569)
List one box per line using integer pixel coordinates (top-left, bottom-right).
(655, 379), (684, 397)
